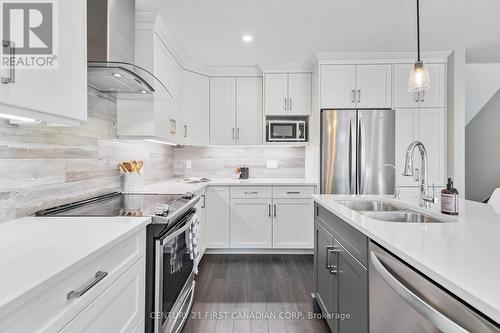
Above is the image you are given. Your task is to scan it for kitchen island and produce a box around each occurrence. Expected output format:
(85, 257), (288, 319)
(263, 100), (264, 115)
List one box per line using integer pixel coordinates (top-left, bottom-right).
(313, 194), (500, 329)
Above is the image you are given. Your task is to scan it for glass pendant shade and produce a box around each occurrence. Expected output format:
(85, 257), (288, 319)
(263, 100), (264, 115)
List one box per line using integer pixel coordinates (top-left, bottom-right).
(408, 61), (431, 92)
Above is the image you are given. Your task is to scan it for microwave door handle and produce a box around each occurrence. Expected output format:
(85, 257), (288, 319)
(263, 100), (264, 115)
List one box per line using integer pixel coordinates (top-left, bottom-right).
(370, 252), (469, 333)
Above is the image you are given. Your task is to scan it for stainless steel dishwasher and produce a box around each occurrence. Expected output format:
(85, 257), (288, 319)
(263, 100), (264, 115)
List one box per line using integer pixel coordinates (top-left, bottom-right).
(369, 242), (500, 333)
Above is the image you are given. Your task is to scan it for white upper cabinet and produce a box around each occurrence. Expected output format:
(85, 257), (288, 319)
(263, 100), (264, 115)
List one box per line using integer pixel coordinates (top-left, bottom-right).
(288, 73), (312, 116)
(320, 65), (356, 109)
(183, 70), (209, 145)
(355, 64), (392, 109)
(418, 108), (446, 186)
(210, 77), (237, 145)
(236, 77), (263, 145)
(264, 73), (312, 116)
(264, 73), (288, 115)
(393, 63), (446, 108)
(210, 76), (262, 145)
(320, 64), (392, 109)
(0, 0), (86, 125)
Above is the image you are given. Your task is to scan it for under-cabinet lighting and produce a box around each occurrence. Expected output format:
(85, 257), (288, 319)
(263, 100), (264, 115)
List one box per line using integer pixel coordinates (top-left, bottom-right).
(0, 113), (38, 123)
(144, 139), (177, 146)
(242, 35), (253, 43)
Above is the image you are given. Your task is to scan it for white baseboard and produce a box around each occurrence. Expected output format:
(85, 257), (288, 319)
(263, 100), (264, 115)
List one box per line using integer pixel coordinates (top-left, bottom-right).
(205, 248), (314, 255)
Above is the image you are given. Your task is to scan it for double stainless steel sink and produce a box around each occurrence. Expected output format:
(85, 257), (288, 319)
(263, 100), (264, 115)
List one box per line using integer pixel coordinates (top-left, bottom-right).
(337, 200), (446, 223)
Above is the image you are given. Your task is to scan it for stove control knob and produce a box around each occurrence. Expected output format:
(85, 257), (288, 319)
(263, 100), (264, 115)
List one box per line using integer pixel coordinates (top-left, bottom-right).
(154, 204), (170, 216)
(182, 192), (194, 199)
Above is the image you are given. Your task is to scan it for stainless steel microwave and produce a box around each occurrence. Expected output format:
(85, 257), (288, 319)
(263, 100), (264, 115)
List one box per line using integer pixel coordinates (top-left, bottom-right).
(267, 120), (306, 142)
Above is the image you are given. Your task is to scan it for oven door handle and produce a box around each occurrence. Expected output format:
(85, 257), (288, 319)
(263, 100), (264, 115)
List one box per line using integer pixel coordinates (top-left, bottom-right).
(159, 213), (196, 246)
(172, 281), (196, 333)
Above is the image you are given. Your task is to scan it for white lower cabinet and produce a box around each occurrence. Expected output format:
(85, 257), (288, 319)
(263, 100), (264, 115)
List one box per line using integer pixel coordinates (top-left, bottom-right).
(273, 198), (314, 249)
(206, 186), (230, 248)
(205, 185), (315, 250)
(230, 199), (272, 248)
(60, 257), (145, 333)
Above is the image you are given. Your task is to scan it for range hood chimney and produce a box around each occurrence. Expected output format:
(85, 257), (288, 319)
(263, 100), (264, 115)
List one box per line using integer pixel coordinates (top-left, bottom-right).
(87, 0), (170, 99)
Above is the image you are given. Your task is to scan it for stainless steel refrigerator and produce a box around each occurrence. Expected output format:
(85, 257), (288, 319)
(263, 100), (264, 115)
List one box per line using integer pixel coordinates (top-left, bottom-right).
(321, 109), (395, 195)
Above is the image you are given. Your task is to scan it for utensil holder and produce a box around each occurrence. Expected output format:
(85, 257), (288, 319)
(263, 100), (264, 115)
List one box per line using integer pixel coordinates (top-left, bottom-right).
(122, 173), (144, 193)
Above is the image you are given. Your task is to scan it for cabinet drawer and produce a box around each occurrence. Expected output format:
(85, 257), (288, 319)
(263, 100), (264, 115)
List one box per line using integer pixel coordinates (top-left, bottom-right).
(0, 230), (146, 333)
(315, 203), (368, 267)
(273, 186), (315, 199)
(230, 186), (272, 199)
(60, 257), (145, 333)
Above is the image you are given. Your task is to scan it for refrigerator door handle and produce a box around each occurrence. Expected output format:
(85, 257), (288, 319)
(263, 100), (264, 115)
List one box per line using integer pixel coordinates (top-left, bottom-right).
(349, 118), (356, 194)
(358, 118), (366, 194)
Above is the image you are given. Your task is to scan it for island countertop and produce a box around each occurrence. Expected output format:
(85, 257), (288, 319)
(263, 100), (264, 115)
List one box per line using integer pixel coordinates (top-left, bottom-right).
(313, 194), (500, 324)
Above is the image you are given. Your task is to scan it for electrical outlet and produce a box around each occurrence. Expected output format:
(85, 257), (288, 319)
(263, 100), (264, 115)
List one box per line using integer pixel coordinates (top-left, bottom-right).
(186, 160), (192, 169)
(266, 160), (278, 169)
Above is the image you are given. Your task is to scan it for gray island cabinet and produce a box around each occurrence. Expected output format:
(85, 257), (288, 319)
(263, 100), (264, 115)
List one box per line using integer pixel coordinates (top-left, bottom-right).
(314, 203), (368, 333)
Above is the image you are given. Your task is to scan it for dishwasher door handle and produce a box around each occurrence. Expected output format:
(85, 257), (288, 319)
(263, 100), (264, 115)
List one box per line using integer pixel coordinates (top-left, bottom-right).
(370, 251), (468, 333)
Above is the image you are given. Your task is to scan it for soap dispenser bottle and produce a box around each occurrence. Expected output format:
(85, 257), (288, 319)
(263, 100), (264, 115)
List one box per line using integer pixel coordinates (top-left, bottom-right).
(441, 178), (459, 215)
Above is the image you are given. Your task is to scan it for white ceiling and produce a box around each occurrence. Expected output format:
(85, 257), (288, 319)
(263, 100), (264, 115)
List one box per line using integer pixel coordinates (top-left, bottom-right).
(139, 0), (500, 67)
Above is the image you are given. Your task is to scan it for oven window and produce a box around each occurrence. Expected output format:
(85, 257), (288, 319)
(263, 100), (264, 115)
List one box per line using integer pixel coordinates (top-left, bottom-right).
(271, 123), (296, 138)
(161, 228), (193, 324)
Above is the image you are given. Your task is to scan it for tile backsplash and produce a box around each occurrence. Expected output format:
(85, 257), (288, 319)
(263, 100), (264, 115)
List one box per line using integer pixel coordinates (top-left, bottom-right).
(0, 88), (173, 221)
(173, 146), (305, 179)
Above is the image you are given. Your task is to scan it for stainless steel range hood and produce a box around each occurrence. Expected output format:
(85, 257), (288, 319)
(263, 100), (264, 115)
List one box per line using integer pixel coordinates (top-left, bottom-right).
(87, 0), (171, 100)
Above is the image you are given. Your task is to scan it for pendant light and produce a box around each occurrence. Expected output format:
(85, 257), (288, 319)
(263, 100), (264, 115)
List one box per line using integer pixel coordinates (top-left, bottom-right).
(408, 0), (430, 92)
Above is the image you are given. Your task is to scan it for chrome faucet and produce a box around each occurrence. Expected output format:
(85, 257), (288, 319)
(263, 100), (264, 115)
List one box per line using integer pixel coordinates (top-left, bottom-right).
(402, 141), (436, 208)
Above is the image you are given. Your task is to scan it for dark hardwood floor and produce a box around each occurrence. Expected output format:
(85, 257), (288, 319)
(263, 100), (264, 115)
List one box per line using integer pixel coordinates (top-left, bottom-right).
(182, 254), (330, 333)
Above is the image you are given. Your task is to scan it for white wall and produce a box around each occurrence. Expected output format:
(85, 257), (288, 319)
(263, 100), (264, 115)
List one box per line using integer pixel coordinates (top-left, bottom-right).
(465, 63), (500, 124)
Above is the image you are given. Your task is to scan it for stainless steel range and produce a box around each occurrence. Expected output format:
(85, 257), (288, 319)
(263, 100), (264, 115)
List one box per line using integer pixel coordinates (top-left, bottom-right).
(35, 192), (200, 333)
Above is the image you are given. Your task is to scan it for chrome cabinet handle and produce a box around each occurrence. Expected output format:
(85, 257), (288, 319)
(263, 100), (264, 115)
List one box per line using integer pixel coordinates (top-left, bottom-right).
(329, 248), (341, 275)
(244, 191), (258, 195)
(420, 90), (425, 102)
(169, 119), (177, 134)
(184, 125), (188, 138)
(273, 204), (277, 217)
(414, 92), (419, 103)
(2, 40), (15, 84)
(351, 90), (355, 103)
(286, 191), (300, 194)
(325, 245), (334, 269)
(357, 90), (361, 103)
(289, 98), (292, 111)
(370, 252), (469, 333)
(268, 204), (271, 217)
(67, 271), (108, 299)
(232, 128), (235, 140)
(237, 128), (240, 140)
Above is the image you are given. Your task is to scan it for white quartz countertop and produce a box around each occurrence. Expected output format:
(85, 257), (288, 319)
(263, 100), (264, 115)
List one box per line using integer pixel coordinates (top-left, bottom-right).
(137, 178), (318, 194)
(0, 216), (150, 314)
(313, 194), (500, 324)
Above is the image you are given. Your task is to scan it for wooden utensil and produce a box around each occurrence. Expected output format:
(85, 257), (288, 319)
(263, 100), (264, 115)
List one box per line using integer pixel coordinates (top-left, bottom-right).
(131, 160), (138, 173)
(122, 161), (134, 173)
(118, 163), (128, 173)
(137, 160), (144, 173)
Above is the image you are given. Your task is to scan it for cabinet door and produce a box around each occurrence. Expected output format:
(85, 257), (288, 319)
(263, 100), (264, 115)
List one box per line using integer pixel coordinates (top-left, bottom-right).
(314, 221), (336, 332)
(418, 108), (446, 186)
(320, 65), (356, 109)
(264, 73), (288, 115)
(418, 63), (446, 108)
(236, 77), (263, 145)
(230, 199), (272, 248)
(336, 241), (368, 333)
(195, 189), (207, 258)
(395, 109), (419, 187)
(183, 71), (209, 145)
(355, 64), (392, 109)
(210, 78), (236, 145)
(273, 199), (314, 249)
(0, 0), (87, 124)
(206, 186), (230, 248)
(288, 73), (312, 115)
(60, 257), (145, 333)
(393, 63), (420, 108)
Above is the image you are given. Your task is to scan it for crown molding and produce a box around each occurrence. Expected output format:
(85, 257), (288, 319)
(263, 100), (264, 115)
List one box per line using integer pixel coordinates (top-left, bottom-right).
(316, 51), (452, 64)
